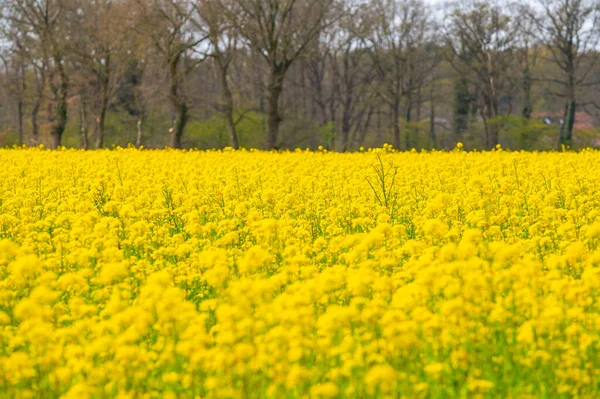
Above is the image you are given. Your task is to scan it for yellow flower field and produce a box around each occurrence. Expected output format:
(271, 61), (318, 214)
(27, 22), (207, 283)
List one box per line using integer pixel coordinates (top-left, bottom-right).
(1, 146), (600, 398)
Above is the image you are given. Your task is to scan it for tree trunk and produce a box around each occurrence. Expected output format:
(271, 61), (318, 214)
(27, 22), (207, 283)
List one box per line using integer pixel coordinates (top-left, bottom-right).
(489, 120), (499, 147)
(480, 106), (490, 149)
(340, 94), (352, 152)
(17, 101), (24, 147)
(340, 115), (350, 152)
(453, 76), (470, 141)
(31, 105), (40, 145)
(416, 88), (422, 120)
(31, 65), (46, 146)
(429, 80), (436, 149)
(266, 94), (281, 150)
(522, 66), (532, 120)
(50, 130), (61, 150)
(300, 60), (309, 118)
(482, 122), (490, 149)
(487, 51), (499, 147)
(266, 66), (285, 150)
(376, 109), (382, 146)
(95, 107), (107, 149)
(405, 98), (412, 122)
(136, 115), (144, 148)
(218, 65), (239, 149)
(561, 99), (576, 146)
(95, 59), (111, 149)
(80, 96), (89, 150)
(488, 100), (499, 147)
(170, 103), (188, 149)
(17, 59), (25, 146)
(95, 92), (108, 149)
(391, 100), (401, 149)
(225, 111), (238, 149)
(355, 106), (374, 147)
(49, 56), (68, 149)
(168, 57), (188, 149)
(405, 97), (412, 150)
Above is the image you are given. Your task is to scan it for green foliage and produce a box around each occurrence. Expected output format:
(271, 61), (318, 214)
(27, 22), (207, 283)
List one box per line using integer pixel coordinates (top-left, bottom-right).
(320, 121), (337, 148)
(0, 126), (18, 147)
(493, 115), (557, 150)
(573, 128), (600, 148)
(10, 102), (597, 151)
(185, 111), (265, 149)
(401, 120), (431, 149)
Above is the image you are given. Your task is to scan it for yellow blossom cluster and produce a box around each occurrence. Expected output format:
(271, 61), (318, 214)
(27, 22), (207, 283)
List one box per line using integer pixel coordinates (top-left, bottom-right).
(1, 146), (600, 398)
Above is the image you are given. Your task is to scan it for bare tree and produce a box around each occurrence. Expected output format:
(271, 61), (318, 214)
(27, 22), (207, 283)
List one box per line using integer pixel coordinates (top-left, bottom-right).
(134, 0), (207, 148)
(67, 0), (128, 149)
(29, 55), (47, 144)
(514, 4), (540, 120)
(195, 0), (243, 149)
(300, 20), (342, 148)
(361, 0), (431, 149)
(77, 84), (90, 149)
(531, 0), (599, 146)
(1, 8), (48, 145)
(224, 0), (337, 149)
(4, 14), (49, 145)
(3, 0), (69, 149)
(302, 27), (339, 145)
(444, 1), (517, 148)
(132, 59), (148, 148)
(331, 12), (376, 151)
(0, 44), (26, 145)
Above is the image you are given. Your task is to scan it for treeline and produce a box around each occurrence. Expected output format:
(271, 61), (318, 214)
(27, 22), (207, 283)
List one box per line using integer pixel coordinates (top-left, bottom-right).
(0, 0), (599, 150)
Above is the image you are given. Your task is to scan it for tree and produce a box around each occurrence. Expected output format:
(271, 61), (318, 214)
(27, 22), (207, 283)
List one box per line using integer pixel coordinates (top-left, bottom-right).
(134, 0), (207, 148)
(3, 0), (70, 149)
(299, 4), (375, 151)
(514, 5), (540, 120)
(531, 0), (599, 146)
(444, 1), (517, 148)
(29, 52), (47, 144)
(195, 0), (242, 149)
(0, 45), (26, 145)
(361, 0), (431, 149)
(67, 0), (128, 149)
(1, 4), (49, 146)
(303, 29), (337, 142)
(225, 0), (337, 149)
(331, 8), (377, 151)
(453, 72), (472, 139)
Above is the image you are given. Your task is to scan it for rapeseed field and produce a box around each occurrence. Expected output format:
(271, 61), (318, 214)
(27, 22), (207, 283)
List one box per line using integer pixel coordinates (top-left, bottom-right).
(1, 146), (600, 398)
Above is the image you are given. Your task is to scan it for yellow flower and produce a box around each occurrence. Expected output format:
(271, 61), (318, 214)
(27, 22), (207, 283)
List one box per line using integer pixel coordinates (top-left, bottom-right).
(8, 254), (41, 279)
(99, 261), (129, 284)
(468, 379), (494, 392)
(517, 322), (535, 344)
(237, 245), (272, 274)
(364, 364), (397, 394)
(0, 147), (599, 398)
(309, 382), (339, 398)
(424, 362), (445, 378)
